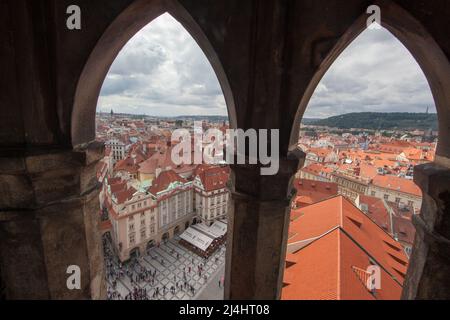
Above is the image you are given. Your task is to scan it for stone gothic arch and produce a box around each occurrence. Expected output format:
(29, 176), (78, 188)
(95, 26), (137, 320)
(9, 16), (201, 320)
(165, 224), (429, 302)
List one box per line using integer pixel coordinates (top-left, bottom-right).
(1, 0), (449, 300)
(288, 0), (450, 299)
(71, 0), (237, 147)
(289, 0), (450, 159)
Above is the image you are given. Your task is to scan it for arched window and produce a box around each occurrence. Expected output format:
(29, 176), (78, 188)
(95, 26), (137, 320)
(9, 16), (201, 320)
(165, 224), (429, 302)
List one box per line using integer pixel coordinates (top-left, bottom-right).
(284, 25), (438, 300)
(95, 13), (231, 301)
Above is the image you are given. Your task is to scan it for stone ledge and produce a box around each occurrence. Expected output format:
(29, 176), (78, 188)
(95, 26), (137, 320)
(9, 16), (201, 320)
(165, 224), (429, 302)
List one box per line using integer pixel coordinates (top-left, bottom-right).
(231, 189), (295, 208)
(0, 141), (104, 174)
(229, 149), (305, 200)
(413, 214), (450, 246)
(403, 162), (450, 299)
(0, 183), (100, 219)
(414, 162), (450, 196)
(414, 163), (450, 240)
(0, 143), (104, 210)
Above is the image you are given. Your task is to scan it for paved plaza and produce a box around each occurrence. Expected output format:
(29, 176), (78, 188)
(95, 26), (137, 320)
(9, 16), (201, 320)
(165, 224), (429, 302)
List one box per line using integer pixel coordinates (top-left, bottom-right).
(104, 235), (226, 300)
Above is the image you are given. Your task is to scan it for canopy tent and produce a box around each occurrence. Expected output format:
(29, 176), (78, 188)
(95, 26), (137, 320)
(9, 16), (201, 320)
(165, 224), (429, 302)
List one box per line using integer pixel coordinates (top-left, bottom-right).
(179, 227), (213, 252)
(209, 220), (227, 237)
(191, 223), (219, 239)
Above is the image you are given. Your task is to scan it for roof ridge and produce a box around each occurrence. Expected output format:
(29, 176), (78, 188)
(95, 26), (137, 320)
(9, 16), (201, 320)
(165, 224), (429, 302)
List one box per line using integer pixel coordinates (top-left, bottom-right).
(288, 225), (341, 249)
(343, 196), (406, 245)
(337, 228), (341, 300)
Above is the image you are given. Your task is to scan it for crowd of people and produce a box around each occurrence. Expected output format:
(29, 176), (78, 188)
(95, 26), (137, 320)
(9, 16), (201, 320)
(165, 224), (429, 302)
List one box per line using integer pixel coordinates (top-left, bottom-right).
(102, 234), (224, 301)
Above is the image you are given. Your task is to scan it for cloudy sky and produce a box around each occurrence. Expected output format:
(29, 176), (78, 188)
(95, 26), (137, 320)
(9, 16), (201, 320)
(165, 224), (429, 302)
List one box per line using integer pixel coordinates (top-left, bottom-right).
(98, 13), (227, 117)
(305, 25), (436, 118)
(98, 14), (436, 118)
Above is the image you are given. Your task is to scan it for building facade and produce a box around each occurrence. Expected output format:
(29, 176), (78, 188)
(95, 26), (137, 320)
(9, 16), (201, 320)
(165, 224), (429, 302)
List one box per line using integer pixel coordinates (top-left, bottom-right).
(193, 165), (230, 226)
(106, 137), (128, 164)
(104, 166), (229, 262)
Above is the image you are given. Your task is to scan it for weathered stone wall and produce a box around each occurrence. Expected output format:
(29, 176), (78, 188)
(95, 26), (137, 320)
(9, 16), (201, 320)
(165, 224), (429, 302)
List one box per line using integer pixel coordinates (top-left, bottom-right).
(0, 0), (449, 299)
(402, 163), (450, 299)
(0, 143), (106, 299)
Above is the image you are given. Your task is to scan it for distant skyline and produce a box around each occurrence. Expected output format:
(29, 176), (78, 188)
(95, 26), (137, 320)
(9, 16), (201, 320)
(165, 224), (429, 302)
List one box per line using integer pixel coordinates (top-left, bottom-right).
(98, 13), (436, 119)
(305, 25), (436, 119)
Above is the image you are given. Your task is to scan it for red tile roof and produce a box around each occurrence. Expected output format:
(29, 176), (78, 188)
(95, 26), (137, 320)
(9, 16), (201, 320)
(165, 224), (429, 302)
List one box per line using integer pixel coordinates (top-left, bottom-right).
(149, 170), (187, 195)
(107, 178), (136, 204)
(301, 163), (333, 177)
(114, 186), (137, 204)
(282, 228), (403, 300)
(114, 156), (142, 174)
(358, 195), (392, 233)
(308, 147), (334, 158)
(372, 175), (422, 197)
(283, 196), (408, 300)
(139, 146), (176, 174)
(195, 165), (230, 192)
(293, 179), (338, 207)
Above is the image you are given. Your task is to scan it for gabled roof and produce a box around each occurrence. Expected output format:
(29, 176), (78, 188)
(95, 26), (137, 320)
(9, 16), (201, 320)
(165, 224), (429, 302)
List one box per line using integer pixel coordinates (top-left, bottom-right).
(114, 156), (142, 174)
(107, 178), (137, 204)
(283, 196), (408, 300)
(401, 148), (423, 161)
(139, 146), (176, 174)
(149, 170), (187, 195)
(194, 165), (230, 192)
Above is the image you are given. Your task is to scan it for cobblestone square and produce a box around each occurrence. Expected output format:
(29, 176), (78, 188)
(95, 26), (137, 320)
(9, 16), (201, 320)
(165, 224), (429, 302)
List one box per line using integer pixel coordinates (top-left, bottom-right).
(104, 236), (226, 300)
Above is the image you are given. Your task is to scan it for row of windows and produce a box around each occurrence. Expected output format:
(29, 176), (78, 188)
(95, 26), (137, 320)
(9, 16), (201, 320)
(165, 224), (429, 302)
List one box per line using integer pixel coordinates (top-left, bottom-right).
(126, 200), (153, 213)
(204, 205), (227, 220)
(128, 214), (156, 230)
(129, 224), (156, 245)
(337, 178), (366, 194)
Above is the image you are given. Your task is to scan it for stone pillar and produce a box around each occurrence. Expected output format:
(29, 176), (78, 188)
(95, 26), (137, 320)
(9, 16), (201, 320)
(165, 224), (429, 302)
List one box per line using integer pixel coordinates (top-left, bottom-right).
(224, 150), (304, 300)
(402, 162), (450, 300)
(0, 142), (106, 300)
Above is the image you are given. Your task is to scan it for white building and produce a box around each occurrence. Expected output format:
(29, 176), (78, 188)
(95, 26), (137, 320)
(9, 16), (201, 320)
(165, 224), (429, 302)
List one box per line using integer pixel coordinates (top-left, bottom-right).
(193, 165), (230, 226)
(106, 137), (128, 164)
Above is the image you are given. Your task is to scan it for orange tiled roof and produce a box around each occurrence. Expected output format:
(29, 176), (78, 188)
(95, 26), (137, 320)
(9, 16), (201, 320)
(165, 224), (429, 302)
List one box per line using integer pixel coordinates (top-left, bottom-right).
(371, 175), (422, 197)
(282, 228), (403, 300)
(401, 148), (423, 161)
(376, 142), (411, 154)
(139, 146), (176, 174)
(107, 178), (137, 204)
(149, 170), (187, 195)
(283, 196), (408, 300)
(301, 163), (332, 176)
(115, 156), (141, 174)
(293, 179), (338, 207)
(195, 165), (230, 192)
(308, 147), (333, 158)
(114, 186), (137, 204)
(358, 195), (391, 233)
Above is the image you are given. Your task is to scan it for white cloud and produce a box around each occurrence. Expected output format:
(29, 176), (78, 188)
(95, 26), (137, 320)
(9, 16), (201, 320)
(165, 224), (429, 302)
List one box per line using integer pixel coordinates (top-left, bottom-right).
(98, 15), (435, 119)
(304, 27), (436, 118)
